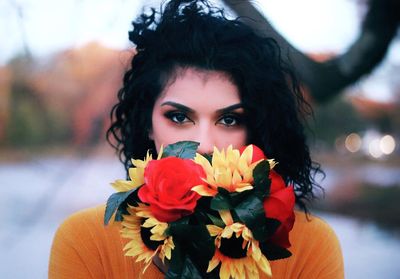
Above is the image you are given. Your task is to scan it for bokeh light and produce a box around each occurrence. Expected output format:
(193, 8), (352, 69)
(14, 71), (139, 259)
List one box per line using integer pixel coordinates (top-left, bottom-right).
(380, 135), (396, 155)
(368, 139), (383, 158)
(345, 133), (362, 153)
(334, 135), (347, 154)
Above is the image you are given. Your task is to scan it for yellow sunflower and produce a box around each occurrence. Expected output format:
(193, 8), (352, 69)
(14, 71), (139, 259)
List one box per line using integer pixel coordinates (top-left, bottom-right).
(121, 203), (174, 273)
(206, 210), (272, 279)
(192, 145), (275, 196)
(111, 146), (164, 192)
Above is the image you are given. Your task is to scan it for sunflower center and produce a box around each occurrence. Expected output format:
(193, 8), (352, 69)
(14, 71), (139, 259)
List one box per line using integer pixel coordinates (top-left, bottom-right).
(140, 220), (163, 251)
(219, 236), (247, 258)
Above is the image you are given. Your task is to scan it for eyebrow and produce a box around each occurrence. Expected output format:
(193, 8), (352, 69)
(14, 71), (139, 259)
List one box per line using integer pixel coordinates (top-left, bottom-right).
(161, 101), (243, 114)
(161, 101), (194, 113)
(216, 103), (243, 114)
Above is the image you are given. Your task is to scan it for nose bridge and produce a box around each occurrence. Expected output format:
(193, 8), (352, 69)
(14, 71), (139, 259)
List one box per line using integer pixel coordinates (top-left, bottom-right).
(196, 120), (214, 154)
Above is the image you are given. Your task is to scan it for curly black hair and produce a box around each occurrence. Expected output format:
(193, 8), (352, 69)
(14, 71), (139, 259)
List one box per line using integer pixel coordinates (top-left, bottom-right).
(107, 0), (322, 212)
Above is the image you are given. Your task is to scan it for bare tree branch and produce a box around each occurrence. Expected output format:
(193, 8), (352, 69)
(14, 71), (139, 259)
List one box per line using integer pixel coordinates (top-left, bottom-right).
(222, 0), (400, 103)
(9, 0), (32, 60)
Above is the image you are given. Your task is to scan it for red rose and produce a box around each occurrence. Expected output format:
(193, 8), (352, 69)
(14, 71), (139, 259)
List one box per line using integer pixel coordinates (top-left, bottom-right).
(138, 157), (205, 222)
(240, 144), (295, 248)
(263, 170), (295, 248)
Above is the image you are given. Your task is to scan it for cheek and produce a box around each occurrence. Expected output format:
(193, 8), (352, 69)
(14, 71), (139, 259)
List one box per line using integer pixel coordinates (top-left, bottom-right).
(216, 128), (248, 149)
(231, 129), (248, 147)
(151, 115), (194, 152)
(150, 110), (165, 152)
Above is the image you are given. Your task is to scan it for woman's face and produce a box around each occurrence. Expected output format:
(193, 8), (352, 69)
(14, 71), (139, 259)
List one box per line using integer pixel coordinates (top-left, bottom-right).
(150, 68), (247, 154)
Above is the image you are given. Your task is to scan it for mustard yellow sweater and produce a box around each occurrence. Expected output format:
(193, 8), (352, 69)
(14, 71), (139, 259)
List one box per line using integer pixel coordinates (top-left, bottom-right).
(49, 205), (344, 279)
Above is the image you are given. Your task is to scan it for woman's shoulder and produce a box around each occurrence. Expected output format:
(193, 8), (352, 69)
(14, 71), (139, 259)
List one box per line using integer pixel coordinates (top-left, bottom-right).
(293, 210), (336, 234)
(280, 210), (344, 278)
(291, 210), (341, 248)
(53, 204), (121, 248)
(58, 204), (106, 229)
(49, 205), (128, 278)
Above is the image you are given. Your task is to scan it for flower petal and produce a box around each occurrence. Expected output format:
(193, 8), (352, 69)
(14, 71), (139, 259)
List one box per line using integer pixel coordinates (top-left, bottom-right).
(219, 260), (231, 279)
(207, 225), (224, 236)
(255, 254), (272, 277)
(207, 255), (221, 273)
(111, 179), (137, 192)
(219, 210), (233, 226)
(191, 185), (217, 196)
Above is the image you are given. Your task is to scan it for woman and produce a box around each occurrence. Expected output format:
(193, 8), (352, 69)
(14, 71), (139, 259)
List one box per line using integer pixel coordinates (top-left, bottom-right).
(49, 0), (344, 278)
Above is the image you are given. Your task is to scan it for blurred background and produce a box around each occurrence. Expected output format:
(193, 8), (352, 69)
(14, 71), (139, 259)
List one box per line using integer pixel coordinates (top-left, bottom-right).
(0, 0), (399, 278)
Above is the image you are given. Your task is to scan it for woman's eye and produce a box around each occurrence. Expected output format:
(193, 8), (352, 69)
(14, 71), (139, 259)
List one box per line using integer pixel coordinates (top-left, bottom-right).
(165, 111), (192, 124)
(218, 115), (241, 127)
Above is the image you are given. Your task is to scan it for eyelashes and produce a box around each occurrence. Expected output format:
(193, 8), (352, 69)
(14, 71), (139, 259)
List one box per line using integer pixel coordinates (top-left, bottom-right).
(163, 110), (243, 127)
(217, 113), (243, 127)
(164, 111), (194, 124)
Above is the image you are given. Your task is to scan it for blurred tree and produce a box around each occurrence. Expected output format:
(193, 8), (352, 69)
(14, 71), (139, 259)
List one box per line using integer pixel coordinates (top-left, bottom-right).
(30, 42), (128, 146)
(350, 95), (400, 133)
(223, 0), (400, 103)
(4, 56), (69, 147)
(1, 44), (129, 149)
(308, 97), (369, 146)
(6, 84), (47, 146)
(0, 66), (11, 142)
(6, 76), (48, 146)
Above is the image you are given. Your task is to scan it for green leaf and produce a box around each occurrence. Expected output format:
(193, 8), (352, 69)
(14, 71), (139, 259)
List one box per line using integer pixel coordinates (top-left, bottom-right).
(202, 153), (212, 163)
(114, 206), (129, 222)
(186, 225), (215, 262)
(166, 241), (184, 279)
(207, 213), (225, 227)
(233, 194), (274, 240)
(104, 189), (136, 225)
(253, 160), (271, 198)
(166, 223), (215, 278)
(259, 241), (292, 261)
(264, 218), (281, 236)
(229, 191), (250, 206)
(210, 188), (250, 211)
(234, 195), (264, 227)
(167, 222), (214, 259)
(251, 218), (281, 242)
(166, 255), (204, 279)
(162, 141), (200, 159)
(210, 188), (232, 210)
(181, 257), (203, 279)
(165, 217), (190, 236)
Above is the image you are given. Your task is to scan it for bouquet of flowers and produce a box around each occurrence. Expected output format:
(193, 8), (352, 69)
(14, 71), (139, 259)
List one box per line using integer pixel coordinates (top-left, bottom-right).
(105, 141), (295, 279)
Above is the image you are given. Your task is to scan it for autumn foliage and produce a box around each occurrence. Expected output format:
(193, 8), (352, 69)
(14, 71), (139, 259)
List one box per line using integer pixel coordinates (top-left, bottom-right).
(0, 42), (133, 147)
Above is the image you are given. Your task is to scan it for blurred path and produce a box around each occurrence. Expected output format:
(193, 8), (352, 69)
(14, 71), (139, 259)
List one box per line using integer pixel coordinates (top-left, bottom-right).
(0, 153), (123, 278)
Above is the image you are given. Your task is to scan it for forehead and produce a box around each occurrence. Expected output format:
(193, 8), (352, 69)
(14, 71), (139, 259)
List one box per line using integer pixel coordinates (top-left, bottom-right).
(157, 67), (240, 106)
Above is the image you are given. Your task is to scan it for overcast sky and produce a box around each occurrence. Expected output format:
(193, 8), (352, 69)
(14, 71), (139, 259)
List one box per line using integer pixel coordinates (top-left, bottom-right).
(1, 0), (398, 102)
(0, 0), (362, 64)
